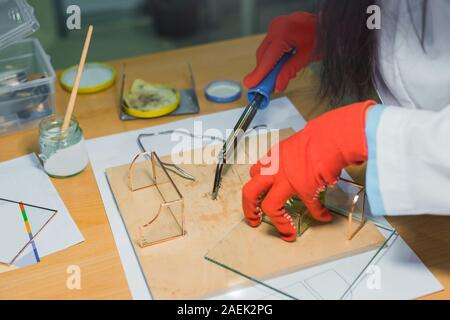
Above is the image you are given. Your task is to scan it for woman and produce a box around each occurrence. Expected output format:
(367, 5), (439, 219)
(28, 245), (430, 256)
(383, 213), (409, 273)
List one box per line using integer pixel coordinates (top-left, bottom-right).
(242, 0), (450, 242)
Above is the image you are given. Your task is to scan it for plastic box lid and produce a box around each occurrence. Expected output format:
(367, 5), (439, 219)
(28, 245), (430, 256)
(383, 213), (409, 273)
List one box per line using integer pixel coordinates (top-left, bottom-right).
(0, 0), (40, 51)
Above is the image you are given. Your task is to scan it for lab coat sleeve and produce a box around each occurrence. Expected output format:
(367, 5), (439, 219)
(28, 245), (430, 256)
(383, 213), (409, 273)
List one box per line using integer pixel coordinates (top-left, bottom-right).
(365, 104), (450, 216)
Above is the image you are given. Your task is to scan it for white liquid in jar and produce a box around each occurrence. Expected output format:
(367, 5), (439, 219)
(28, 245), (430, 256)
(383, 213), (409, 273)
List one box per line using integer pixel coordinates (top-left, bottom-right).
(43, 138), (89, 177)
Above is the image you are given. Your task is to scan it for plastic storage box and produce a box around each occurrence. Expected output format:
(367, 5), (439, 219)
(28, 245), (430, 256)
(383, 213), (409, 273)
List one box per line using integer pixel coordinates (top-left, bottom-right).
(0, 0), (56, 135)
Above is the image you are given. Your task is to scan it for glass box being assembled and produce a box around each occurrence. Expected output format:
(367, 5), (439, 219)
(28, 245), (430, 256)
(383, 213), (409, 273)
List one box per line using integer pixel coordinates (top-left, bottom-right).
(261, 177), (367, 240)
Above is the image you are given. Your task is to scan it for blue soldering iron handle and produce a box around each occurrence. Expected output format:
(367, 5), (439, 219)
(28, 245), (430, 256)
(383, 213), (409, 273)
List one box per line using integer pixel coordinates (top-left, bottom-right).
(246, 50), (294, 109)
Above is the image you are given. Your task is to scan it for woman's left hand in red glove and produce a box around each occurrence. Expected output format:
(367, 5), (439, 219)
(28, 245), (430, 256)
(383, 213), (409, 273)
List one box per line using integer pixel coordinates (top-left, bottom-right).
(242, 100), (376, 241)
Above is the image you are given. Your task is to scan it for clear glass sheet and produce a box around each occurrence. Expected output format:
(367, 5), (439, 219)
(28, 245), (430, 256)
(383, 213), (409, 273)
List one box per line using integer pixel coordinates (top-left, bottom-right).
(205, 180), (397, 300)
(0, 197), (57, 266)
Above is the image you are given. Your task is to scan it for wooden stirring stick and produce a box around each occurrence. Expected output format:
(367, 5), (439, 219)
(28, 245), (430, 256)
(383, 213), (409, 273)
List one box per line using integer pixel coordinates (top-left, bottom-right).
(61, 25), (94, 131)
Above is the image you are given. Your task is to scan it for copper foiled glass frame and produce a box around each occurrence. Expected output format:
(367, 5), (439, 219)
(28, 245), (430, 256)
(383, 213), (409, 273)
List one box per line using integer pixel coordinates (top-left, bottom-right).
(128, 151), (185, 248)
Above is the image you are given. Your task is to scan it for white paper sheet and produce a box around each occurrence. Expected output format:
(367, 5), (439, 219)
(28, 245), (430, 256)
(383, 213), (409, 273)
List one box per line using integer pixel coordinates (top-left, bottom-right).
(86, 97), (443, 300)
(0, 154), (84, 270)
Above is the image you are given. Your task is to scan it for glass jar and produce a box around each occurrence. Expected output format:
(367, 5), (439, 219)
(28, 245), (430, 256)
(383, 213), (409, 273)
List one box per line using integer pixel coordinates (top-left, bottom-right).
(38, 115), (89, 178)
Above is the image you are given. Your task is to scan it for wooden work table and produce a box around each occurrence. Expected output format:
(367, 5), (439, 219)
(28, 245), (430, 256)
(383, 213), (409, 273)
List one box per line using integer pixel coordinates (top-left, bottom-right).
(0, 35), (448, 300)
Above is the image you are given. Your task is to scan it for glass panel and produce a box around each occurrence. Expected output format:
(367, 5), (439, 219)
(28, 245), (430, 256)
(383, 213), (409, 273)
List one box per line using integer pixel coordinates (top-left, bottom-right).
(205, 180), (397, 300)
(325, 178), (365, 222)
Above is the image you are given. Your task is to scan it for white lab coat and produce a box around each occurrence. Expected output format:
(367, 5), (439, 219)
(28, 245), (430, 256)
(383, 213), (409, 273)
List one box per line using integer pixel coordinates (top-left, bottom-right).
(368, 0), (450, 215)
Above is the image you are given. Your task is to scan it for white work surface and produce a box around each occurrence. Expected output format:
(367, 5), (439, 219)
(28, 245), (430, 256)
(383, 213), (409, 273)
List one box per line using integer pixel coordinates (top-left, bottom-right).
(86, 97), (443, 299)
(0, 154), (84, 270)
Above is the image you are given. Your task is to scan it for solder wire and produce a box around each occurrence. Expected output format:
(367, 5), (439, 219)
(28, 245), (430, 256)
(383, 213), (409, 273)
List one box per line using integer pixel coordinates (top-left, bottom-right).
(137, 125), (269, 181)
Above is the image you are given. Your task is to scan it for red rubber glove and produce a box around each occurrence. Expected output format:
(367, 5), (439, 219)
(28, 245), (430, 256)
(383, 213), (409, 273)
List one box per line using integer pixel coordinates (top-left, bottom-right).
(242, 101), (376, 242)
(243, 11), (319, 92)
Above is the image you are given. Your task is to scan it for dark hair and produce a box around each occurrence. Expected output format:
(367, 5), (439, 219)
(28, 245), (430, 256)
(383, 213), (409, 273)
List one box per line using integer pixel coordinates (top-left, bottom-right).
(315, 0), (428, 105)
